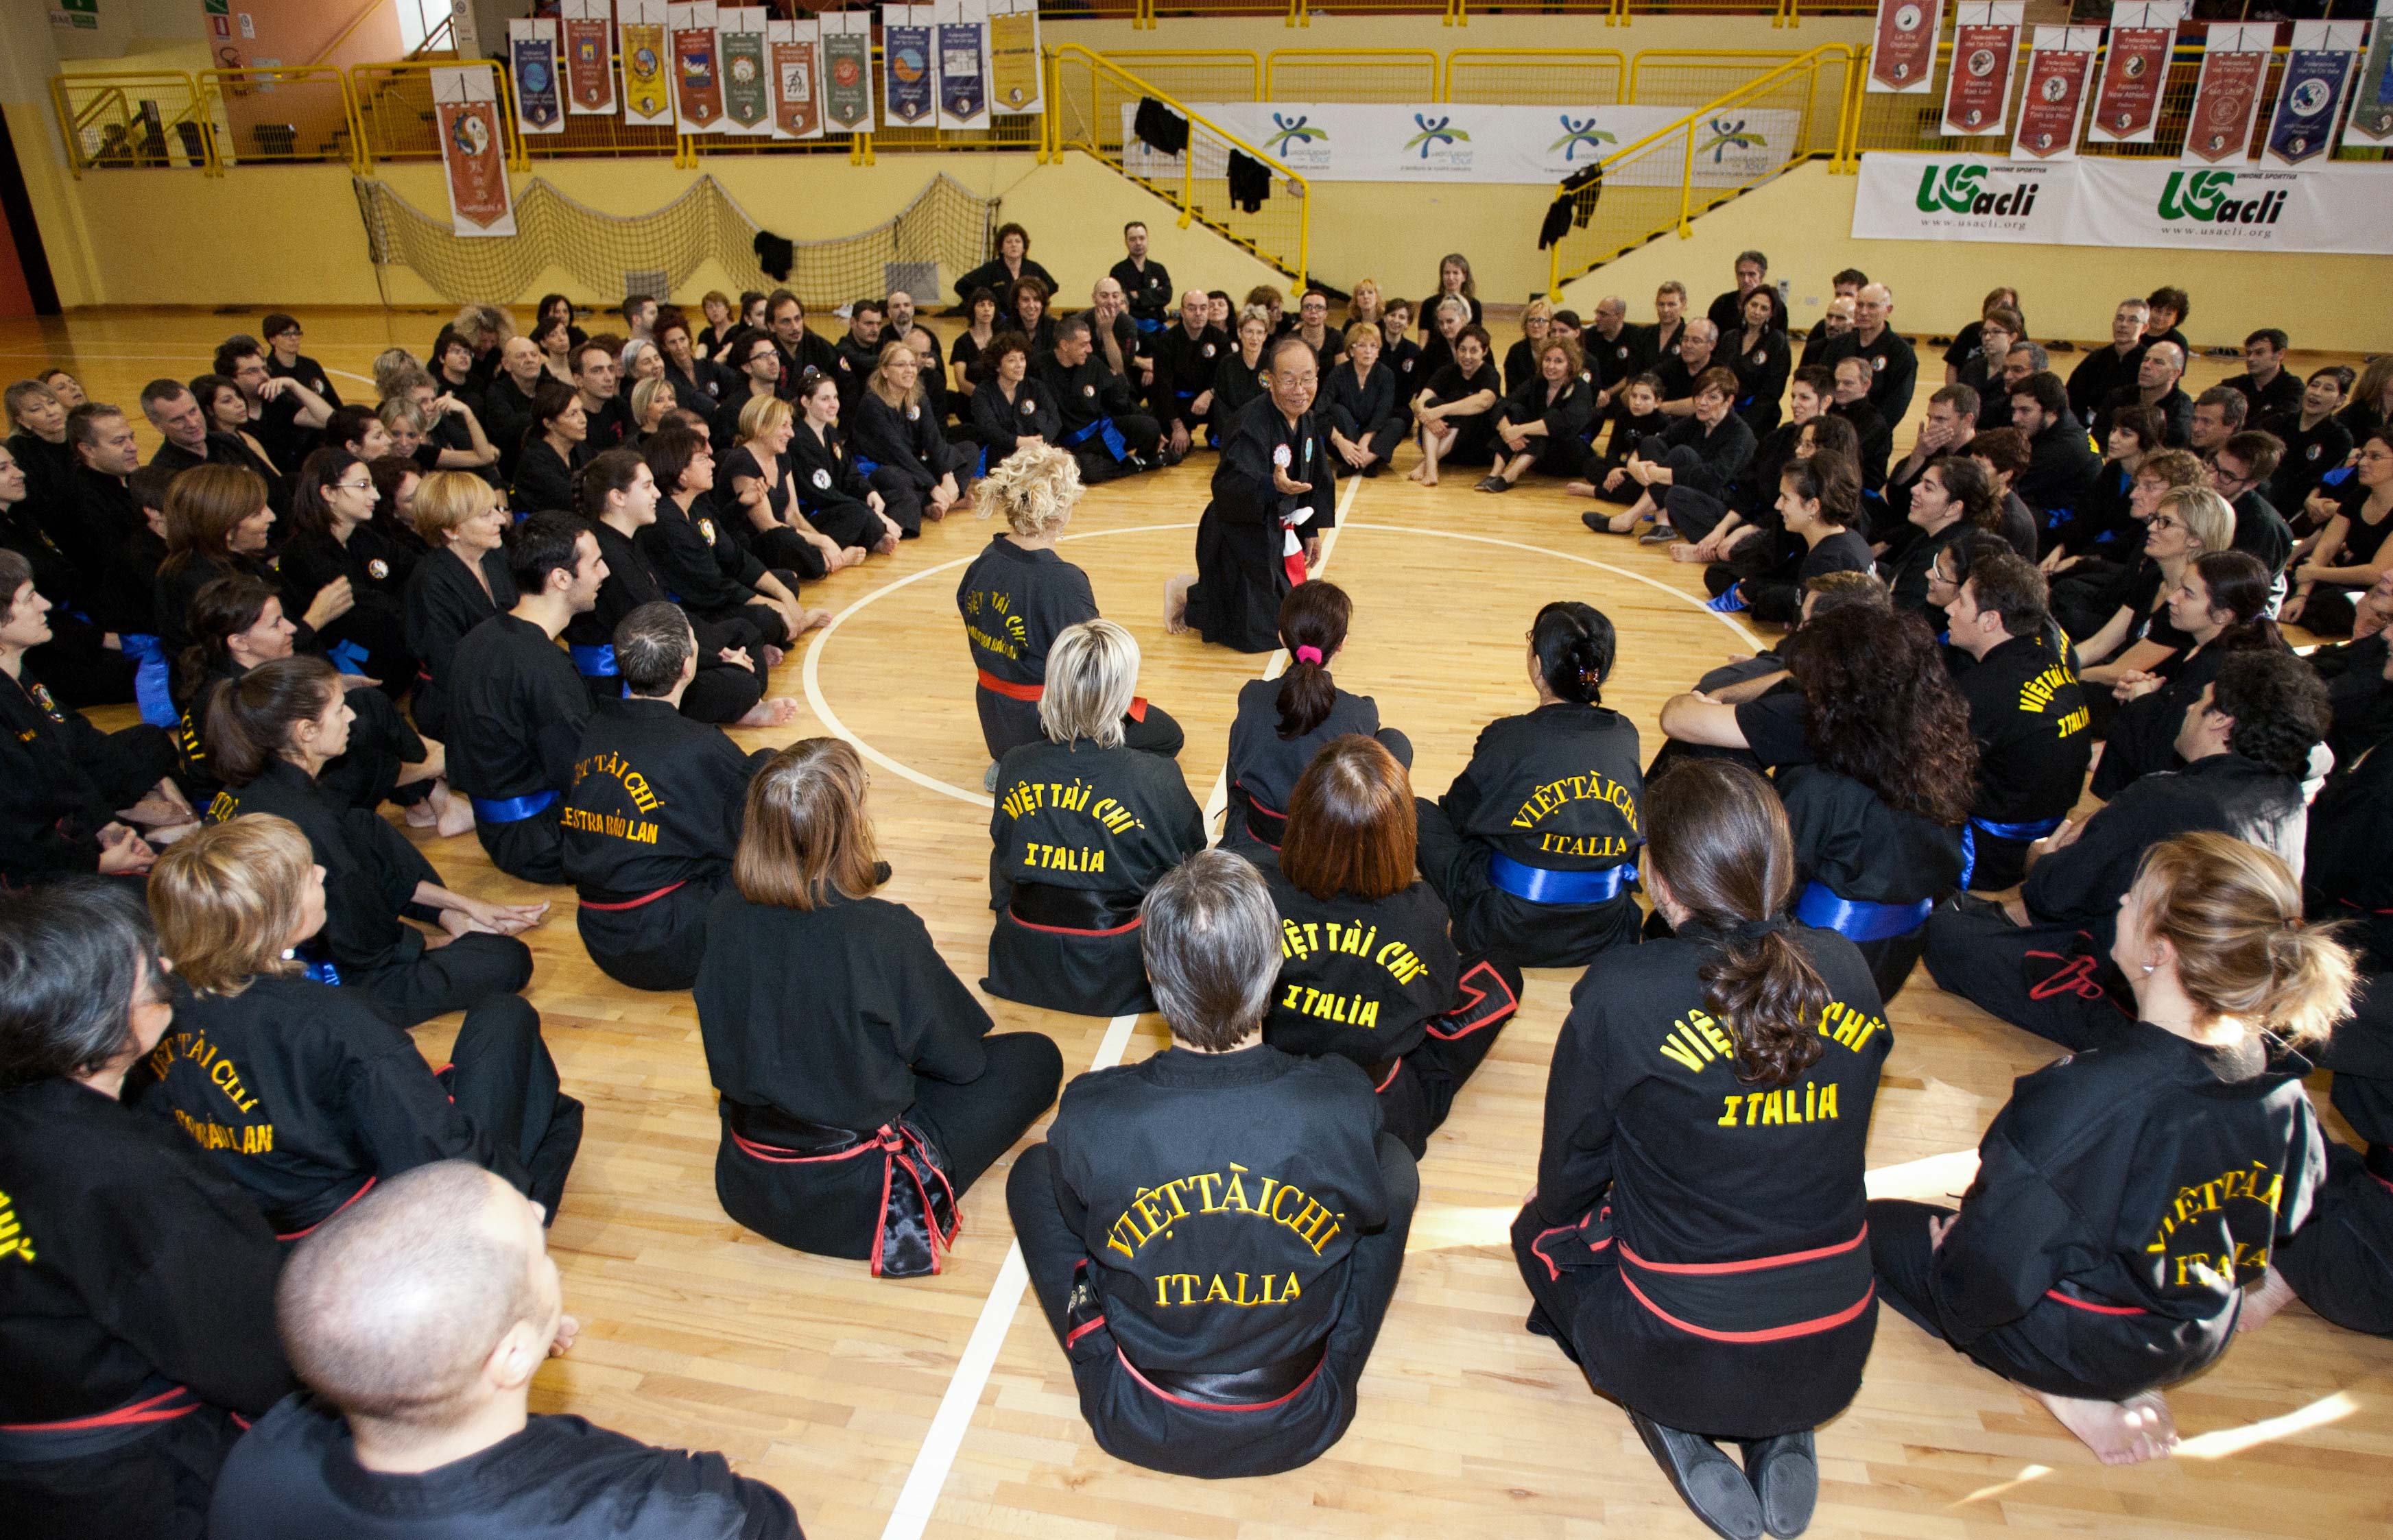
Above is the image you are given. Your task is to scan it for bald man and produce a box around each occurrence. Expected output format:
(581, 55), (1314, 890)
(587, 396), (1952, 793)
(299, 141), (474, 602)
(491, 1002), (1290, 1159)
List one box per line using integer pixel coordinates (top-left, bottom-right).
(1848, 282), (1918, 426)
(2095, 339), (2193, 448)
(213, 1162), (802, 1537)
(1152, 288), (1229, 459)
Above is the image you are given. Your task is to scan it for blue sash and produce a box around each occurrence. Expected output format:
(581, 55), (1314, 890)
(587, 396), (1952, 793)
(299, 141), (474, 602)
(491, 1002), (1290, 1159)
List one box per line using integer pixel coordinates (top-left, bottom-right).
(1485, 851), (1636, 906)
(119, 631), (176, 727)
(1132, 315), (1164, 335)
(302, 957), (342, 987)
(1958, 813), (2065, 889)
(853, 455), (881, 477)
(468, 789), (560, 823)
(1060, 414), (1130, 462)
(569, 642), (618, 677)
(323, 638), (371, 677)
(1793, 880), (1931, 942)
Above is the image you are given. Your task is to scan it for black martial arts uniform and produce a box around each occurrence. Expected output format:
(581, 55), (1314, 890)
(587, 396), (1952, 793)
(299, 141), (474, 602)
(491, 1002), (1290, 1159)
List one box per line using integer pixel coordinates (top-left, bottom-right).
(0, 661), (177, 887)
(1870, 1026), (2323, 1401)
(447, 612), (591, 884)
(1924, 751), (2307, 1051)
(2091, 638), (2238, 801)
(1728, 328), (1792, 438)
(715, 444), (830, 581)
(1184, 396), (1337, 654)
(784, 420), (894, 551)
(1382, 329), (1426, 393)
(564, 697), (767, 991)
(8, 429), (74, 511)
(1265, 867), (1519, 1157)
(986, 736), (1206, 1017)
(1005, 1043), (1414, 1477)
(1110, 255), (1174, 330)
(1852, 326), (1919, 426)
(1952, 634), (2093, 890)
(1220, 673), (1408, 863)
(1206, 347), (1270, 445)
(1779, 762), (1965, 1003)
(206, 757), (532, 1026)
(402, 546), (515, 744)
(1495, 373), (1598, 479)
(480, 373), (541, 483)
(955, 256), (1055, 307)
(1641, 411), (1759, 545)
(1153, 322), (1230, 441)
(58, 465), (153, 637)
(2097, 384), (2193, 450)
(955, 536), (1182, 763)
(128, 974), (579, 1236)
(969, 374), (1062, 462)
(697, 887), (1062, 1272)
(2276, 959), (2393, 1334)
(1, 499), (137, 706)
(1730, 526), (1873, 626)
(1516, 919), (1887, 1437)
(1326, 357), (1405, 472)
(2018, 414), (2100, 531)
(1798, 321), (1855, 375)
(274, 525), (416, 691)
(512, 435), (578, 515)
(209, 1394), (802, 1539)
(829, 333), (880, 417)
(1414, 700), (1645, 968)
(2263, 411), (2352, 518)
(1708, 286), (1790, 339)
(562, 522), (764, 724)
(1830, 396), (1893, 494)
(2067, 341), (2146, 424)
(2306, 719), (2393, 968)
(639, 490), (791, 649)
(1592, 401), (1671, 488)
(1419, 359), (1503, 466)
(1038, 354), (1162, 484)
(0, 1078), (291, 1540)
(179, 658), (427, 815)
(851, 392), (971, 535)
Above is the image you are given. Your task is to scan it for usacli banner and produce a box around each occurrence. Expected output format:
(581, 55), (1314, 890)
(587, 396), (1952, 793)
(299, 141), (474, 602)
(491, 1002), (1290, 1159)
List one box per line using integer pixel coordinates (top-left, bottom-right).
(1122, 101), (1798, 186)
(1853, 152), (2393, 254)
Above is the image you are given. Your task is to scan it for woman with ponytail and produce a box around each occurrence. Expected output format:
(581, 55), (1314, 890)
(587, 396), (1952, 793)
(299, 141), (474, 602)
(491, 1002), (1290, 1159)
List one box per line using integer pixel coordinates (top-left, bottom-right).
(1873, 832), (2345, 1467)
(1265, 734), (1519, 1157)
(203, 654), (546, 1028)
(1222, 581), (1409, 861)
(1415, 601), (1645, 966)
(957, 445), (1181, 773)
(560, 448), (794, 727)
(2093, 549), (2283, 799)
(1516, 759), (1888, 1540)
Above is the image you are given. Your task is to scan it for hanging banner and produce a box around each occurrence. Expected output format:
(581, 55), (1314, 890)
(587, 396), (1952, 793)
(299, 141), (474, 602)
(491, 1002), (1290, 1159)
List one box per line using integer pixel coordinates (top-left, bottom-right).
(2354, 3), (2393, 142)
(2091, 1), (2180, 143)
(936, 0), (990, 131)
(2012, 26), (2100, 158)
(883, 5), (936, 127)
(766, 16), (823, 140)
(1868, 0), (1943, 93)
(508, 17), (563, 134)
(1941, 3), (2024, 136)
(1853, 151), (2393, 253)
(2183, 22), (2273, 165)
(821, 12), (874, 133)
(562, 0), (615, 115)
(432, 65), (516, 237)
(620, 0), (671, 125)
(988, 0), (1041, 115)
(669, 3), (724, 133)
(717, 6), (771, 134)
(2263, 21), (2363, 165)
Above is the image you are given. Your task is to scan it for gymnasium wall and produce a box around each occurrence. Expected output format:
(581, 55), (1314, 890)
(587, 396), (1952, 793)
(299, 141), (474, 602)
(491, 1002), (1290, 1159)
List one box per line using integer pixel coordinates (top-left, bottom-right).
(1560, 158), (2393, 353)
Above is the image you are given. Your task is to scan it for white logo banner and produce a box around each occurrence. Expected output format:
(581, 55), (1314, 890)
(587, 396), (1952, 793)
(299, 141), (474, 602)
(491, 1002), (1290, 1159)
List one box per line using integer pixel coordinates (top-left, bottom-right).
(1853, 152), (2393, 254)
(1121, 101), (1800, 187)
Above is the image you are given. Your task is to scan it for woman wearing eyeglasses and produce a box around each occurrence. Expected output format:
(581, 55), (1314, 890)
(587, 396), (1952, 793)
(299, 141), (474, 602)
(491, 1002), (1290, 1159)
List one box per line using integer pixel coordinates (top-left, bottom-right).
(2071, 468), (2235, 699)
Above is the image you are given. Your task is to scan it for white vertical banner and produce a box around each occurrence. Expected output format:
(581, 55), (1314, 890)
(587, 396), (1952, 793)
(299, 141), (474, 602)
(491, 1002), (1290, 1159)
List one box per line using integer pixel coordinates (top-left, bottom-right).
(1867, 0), (1944, 93)
(2011, 25), (2101, 159)
(432, 64), (516, 237)
(1940, 1), (2025, 137)
(765, 16), (824, 141)
(667, 2), (724, 135)
(506, 16), (564, 135)
(2091, 0), (2182, 144)
(819, 10), (877, 136)
(619, 0), (674, 128)
(560, 0), (615, 117)
(717, 5), (773, 136)
(2182, 21), (2274, 164)
(987, 0), (1042, 116)
(935, 0), (992, 132)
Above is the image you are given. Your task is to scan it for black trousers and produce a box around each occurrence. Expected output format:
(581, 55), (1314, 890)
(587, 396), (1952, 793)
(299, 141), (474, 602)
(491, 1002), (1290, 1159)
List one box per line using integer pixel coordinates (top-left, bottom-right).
(866, 469), (928, 536)
(0, 1402), (244, 1540)
(1868, 1197), (2231, 1400)
(1373, 954), (1518, 1159)
(475, 806), (567, 885)
(1007, 1131), (1418, 1478)
(715, 1032), (1063, 1262)
(580, 663), (763, 727)
(26, 617), (138, 708)
(575, 875), (723, 992)
(441, 991), (584, 1220)
(2275, 1141), (2393, 1337)
(1071, 413), (1164, 485)
(1921, 895), (2139, 1052)
(353, 930), (535, 1030)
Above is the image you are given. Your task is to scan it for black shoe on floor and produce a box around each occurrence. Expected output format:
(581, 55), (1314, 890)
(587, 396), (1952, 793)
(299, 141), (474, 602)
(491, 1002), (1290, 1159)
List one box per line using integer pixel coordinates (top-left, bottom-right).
(1630, 1411), (1765, 1540)
(1581, 510), (1612, 533)
(1477, 474), (1510, 492)
(1739, 1430), (1818, 1538)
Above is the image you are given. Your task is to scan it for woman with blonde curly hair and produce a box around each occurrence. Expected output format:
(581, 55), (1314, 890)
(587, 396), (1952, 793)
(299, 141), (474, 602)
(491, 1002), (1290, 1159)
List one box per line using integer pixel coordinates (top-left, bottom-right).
(955, 446), (1182, 771)
(1875, 831), (2348, 1467)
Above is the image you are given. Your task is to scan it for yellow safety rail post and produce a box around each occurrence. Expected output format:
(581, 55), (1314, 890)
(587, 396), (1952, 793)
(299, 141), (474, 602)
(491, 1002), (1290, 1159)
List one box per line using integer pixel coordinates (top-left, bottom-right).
(1609, 0), (1630, 27)
(1543, 43), (1851, 298)
(195, 65), (364, 174)
(1442, 49), (1628, 106)
(49, 71), (212, 176)
(1263, 48), (1442, 101)
(1444, 0), (1468, 27)
(1048, 43), (1311, 285)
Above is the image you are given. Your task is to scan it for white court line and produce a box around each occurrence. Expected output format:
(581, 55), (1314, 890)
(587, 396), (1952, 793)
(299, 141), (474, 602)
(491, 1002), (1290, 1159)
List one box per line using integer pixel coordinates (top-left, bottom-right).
(0, 348), (379, 389)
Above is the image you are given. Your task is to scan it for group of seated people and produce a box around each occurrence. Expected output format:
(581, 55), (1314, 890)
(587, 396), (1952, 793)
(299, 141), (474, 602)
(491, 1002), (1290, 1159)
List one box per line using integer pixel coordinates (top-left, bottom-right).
(3, 241), (2392, 1540)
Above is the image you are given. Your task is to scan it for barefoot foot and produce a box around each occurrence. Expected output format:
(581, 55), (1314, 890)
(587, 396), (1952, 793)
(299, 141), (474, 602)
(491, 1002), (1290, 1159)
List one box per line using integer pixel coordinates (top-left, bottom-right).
(797, 607), (834, 634)
(431, 781), (477, 839)
(739, 696), (802, 727)
(1606, 512), (1642, 535)
(1566, 479), (1597, 497)
(2237, 1267), (2299, 1334)
(1163, 573), (1194, 634)
(2032, 1388), (2178, 1465)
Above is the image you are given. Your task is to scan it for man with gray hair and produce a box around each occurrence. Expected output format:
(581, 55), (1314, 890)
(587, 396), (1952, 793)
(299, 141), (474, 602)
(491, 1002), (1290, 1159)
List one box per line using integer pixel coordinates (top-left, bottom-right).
(2095, 337), (2193, 448)
(211, 1162), (800, 1536)
(1034, 314), (1163, 482)
(1005, 850), (1417, 1478)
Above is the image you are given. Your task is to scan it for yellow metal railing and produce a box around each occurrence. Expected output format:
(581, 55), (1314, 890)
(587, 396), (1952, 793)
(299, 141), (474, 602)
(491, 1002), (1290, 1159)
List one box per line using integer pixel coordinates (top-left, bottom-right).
(50, 71), (213, 176)
(195, 66), (364, 173)
(348, 58), (521, 172)
(1073, 49), (1265, 102)
(1047, 43), (1311, 283)
(1263, 48), (1442, 101)
(1545, 44), (1853, 296)
(1445, 49), (1628, 105)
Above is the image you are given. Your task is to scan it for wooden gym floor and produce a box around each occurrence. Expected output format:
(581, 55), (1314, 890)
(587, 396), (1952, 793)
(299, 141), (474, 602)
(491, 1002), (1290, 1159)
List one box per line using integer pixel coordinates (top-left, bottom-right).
(19, 308), (2392, 1539)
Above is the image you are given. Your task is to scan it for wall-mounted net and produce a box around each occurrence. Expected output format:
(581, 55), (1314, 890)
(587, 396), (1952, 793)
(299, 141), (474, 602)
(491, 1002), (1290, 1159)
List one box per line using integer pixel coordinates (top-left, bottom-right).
(352, 173), (996, 308)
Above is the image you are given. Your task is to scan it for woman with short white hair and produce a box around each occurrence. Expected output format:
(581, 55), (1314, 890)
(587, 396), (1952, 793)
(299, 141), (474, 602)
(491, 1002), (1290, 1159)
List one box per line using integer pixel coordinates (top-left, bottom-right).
(985, 618), (1206, 1016)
